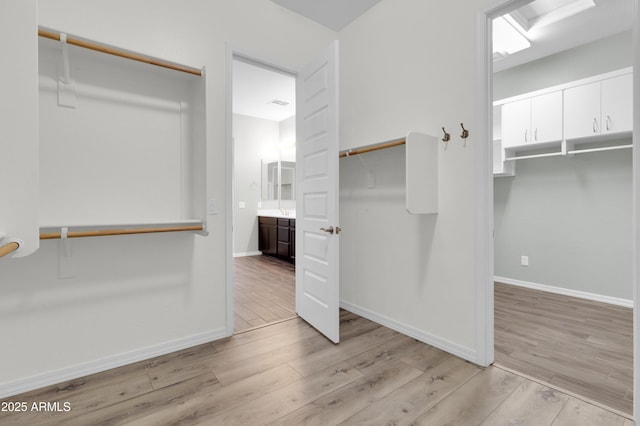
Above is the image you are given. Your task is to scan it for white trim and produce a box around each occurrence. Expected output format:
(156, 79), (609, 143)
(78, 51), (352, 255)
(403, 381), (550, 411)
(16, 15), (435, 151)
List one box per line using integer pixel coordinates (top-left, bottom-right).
(632, 0), (640, 420)
(225, 45), (235, 337)
(475, 6), (495, 368)
(340, 300), (477, 364)
(476, 0), (535, 370)
(495, 276), (633, 308)
(233, 251), (262, 258)
(0, 328), (227, 400)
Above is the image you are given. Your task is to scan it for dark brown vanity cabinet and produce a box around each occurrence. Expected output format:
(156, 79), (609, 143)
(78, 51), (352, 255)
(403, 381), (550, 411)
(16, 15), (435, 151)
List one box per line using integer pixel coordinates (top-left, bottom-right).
(258, 217), (277, 256)
(259, 216), (295, 263)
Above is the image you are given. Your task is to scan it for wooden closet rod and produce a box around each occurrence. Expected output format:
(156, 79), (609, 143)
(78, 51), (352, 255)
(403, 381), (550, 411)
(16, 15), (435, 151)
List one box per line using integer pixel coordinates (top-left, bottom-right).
(40, 225), (204, 240)
(38, 28), (203, 76)
(0, 242), (20, 258)
(339, 138), (406, 158)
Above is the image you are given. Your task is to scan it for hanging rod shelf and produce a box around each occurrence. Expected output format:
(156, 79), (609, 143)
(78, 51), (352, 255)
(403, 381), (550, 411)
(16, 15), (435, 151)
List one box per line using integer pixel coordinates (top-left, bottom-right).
(567, 144), (633, 155)
(505, 152), (563, 161)
(38, 27), (203, 76)
(0, 242), (20, 258)
(40, 221), (204, 240)
(339, 138), (406, 158)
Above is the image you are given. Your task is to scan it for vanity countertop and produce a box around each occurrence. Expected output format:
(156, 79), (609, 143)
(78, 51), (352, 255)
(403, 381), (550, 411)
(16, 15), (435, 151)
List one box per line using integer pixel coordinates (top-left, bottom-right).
(257, 209), (296, 219)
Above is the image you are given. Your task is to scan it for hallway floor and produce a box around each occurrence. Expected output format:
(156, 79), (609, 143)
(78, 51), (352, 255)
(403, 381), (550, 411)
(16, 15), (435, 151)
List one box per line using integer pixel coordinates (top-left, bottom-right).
(233, 255), (296, 333)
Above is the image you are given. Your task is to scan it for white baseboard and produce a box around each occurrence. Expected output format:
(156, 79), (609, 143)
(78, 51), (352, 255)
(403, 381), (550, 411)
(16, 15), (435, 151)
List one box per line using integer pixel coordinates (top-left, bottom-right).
(0, 328), (228, 400)
(495, 276), (633, 308)
(340, 300), (478, 364)
(233, 251), (261, 258)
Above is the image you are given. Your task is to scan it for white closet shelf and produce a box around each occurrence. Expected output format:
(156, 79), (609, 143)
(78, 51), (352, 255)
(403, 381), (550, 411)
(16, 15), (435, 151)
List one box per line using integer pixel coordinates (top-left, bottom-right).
(339, 132), (438, 215)
(39, 220), (205, 240)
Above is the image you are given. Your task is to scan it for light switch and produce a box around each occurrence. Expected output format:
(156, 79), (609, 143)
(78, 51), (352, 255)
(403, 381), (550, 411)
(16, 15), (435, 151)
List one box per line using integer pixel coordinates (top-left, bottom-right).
(208, 198), (217, 215)
(239, 201), (246, 209)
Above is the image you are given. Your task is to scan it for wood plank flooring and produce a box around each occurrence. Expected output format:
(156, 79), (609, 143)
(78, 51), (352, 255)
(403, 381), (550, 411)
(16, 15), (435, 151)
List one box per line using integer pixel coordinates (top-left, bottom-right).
(233, 255), (296, 333)
(0, 311), (632, 425)
(494, 281), (633, 415)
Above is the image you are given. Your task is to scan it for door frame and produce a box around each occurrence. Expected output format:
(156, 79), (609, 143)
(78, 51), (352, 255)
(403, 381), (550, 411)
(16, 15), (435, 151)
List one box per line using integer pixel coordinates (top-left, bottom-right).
(476, 0), (640, 420)
(224, 45), (299, 336)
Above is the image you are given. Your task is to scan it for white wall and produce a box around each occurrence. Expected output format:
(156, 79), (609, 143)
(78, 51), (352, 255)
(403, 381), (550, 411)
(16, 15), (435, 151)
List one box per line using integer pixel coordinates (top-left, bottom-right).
(233, 114), (280, 255)
(494, 31), (633, 100)
(0, 0), (39, 257)
(493, 32), (633, 300)
(338, 0), (493, 361)
(0, 0), (335, 397)
(494, 147), (632, 299)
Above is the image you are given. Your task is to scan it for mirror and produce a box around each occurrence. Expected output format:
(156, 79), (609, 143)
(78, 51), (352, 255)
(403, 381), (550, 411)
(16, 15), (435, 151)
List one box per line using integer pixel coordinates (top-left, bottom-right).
(280, 161), (295, 201)
(262, 160), (295, 202)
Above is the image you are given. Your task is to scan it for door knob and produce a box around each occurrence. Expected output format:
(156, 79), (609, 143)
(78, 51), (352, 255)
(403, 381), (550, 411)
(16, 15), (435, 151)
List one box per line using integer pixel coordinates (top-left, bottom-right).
(320, 226), (334, 234)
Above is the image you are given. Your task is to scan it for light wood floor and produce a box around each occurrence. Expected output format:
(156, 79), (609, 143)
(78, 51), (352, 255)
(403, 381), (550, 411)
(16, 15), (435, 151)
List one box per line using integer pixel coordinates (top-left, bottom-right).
(495, 281), (633, 415)
(233, 255), (296, 333)
(0, 311), (633, 425)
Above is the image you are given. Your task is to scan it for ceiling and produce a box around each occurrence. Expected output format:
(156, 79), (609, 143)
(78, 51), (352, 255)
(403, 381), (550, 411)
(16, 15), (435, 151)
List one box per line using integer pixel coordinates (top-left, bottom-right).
(494, 0), (633, 71)
(233, 59), (295, 122)
(270, 0), (383, 31)
(235, 0), (633, 121)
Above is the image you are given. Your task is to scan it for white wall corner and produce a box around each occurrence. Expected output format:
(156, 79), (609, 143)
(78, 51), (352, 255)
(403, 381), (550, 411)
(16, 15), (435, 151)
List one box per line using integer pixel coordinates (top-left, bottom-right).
(340, 300), (478, 365)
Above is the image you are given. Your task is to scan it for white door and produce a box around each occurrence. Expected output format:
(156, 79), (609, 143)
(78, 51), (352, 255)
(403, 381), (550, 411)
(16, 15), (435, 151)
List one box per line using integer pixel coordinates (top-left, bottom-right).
(295, 41), (340, 343)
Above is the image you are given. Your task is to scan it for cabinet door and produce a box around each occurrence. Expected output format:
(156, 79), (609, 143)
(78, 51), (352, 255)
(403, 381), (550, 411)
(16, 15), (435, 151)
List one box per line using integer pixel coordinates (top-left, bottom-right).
(564, 81), (601, 139)
(601, 73), (633, 135)
(258, 218), (278, 255)
(502, 98), (531, 148)
(290, 220), (295, 262)
(277, 219), (290, 258)
(531, 91), (563, 144)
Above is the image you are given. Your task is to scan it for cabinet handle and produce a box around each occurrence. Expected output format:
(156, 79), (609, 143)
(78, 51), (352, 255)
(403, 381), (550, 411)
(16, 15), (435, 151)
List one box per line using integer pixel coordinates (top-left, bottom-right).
(534, 128), (538, 142)
(320, 226), (334, 235)
(606, 115), (611, 131)
(524, 129), (527, 143)
(593, 118), (598, 133)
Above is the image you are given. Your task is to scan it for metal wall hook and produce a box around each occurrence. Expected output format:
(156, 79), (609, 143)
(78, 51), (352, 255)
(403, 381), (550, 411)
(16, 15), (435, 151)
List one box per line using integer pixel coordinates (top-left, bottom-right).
(441, 127), (451, 142)
(460, 123), (469, 139)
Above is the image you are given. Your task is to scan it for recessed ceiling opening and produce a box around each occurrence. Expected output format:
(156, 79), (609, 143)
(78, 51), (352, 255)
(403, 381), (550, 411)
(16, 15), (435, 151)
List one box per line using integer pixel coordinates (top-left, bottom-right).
(493, 0), (599, 62)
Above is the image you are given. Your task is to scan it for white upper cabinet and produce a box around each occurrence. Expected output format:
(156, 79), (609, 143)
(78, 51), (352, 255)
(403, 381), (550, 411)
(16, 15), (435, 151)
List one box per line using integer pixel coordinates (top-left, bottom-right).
(564, 81), (602, 139)
(502, 98), (530, 148)
(502, 91), (563, 148)
(564, 71), (632, 140)
(601, 73), (633, 135)
(531, 91), (563, 144)
(493, 67), (632, 177)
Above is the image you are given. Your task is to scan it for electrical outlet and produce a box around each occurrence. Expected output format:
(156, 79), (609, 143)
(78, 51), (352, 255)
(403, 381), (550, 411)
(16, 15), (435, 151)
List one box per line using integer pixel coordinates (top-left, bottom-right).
(521, 255), (529, 267)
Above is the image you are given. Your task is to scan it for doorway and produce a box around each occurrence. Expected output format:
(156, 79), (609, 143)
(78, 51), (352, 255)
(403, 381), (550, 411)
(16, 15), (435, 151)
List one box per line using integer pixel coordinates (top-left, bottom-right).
(230, 55), (298, 334)
(226, 42), (341, 343)
(485, 0), (636, 416)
